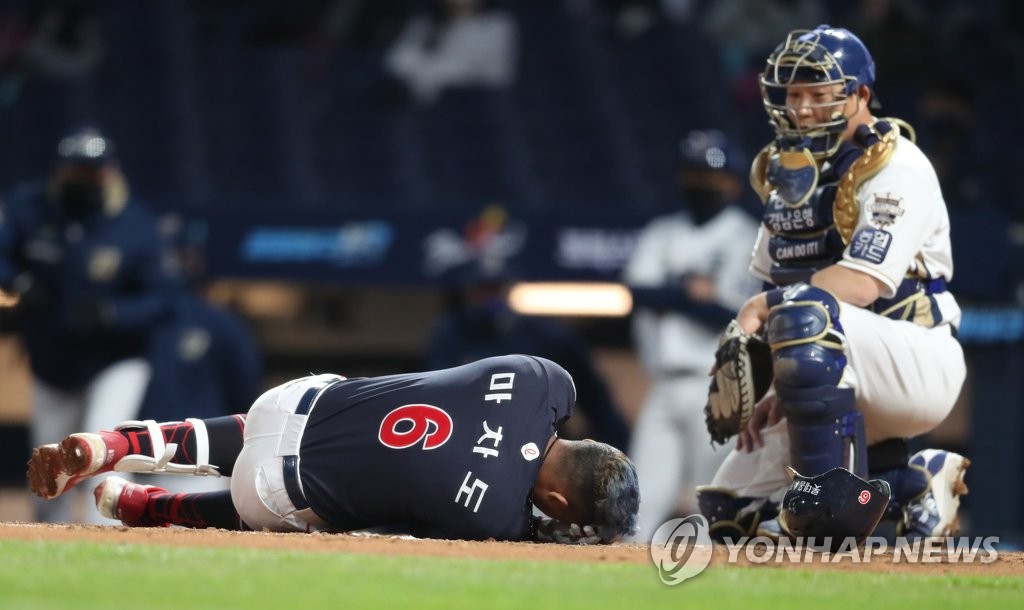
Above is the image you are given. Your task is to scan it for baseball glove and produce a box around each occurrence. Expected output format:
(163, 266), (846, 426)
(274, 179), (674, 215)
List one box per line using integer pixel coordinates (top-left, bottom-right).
(704, 320), (773, 445)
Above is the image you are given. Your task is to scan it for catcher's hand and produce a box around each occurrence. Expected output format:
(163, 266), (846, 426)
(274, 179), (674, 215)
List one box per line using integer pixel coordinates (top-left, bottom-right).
(531, 517), (603, 545)
(704, 320), (773, 445)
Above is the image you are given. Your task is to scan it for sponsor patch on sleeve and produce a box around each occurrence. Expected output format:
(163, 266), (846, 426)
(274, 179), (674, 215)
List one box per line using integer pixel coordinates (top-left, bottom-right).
(849, 228), (892, 264)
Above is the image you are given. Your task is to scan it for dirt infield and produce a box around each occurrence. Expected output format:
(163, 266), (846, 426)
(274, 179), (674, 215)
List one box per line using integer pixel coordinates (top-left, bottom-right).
(1, 522), (1022, 577)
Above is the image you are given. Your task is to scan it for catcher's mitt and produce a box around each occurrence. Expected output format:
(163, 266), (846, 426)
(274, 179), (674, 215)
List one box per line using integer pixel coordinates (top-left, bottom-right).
(704, 320), (773, 445)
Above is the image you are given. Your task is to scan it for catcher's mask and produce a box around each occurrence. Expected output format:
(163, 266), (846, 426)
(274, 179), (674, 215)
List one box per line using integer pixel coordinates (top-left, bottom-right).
(779, 466), (890, 550)
(760, 25), (879, 158)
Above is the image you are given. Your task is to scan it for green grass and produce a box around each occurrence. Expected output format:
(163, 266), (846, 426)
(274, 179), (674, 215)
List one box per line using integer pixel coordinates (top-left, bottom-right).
(1, 540), (1021, 610)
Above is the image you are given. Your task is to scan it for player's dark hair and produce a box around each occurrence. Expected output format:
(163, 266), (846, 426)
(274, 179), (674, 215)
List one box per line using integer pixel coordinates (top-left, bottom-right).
(565, 441), (640, 542)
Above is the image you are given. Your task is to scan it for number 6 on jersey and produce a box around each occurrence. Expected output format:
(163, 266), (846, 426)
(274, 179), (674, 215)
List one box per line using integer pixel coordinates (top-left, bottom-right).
(378, 404), (453, 450)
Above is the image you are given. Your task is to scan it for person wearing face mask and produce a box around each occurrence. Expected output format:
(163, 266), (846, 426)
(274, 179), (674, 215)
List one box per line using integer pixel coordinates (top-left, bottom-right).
(0, 126), (180, 523)
(622, 129), (761, 542)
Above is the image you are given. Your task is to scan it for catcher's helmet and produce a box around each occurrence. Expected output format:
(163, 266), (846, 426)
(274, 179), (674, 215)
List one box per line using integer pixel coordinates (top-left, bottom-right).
(678, 129), (744, 176)
(55, 126), (117, 167)
(760, 25), (878, 157)
(779, 466), (890, 551)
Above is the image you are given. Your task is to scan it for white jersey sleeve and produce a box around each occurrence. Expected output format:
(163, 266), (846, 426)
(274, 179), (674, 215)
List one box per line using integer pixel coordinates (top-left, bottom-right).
(836, 134), (961, 325)
(836, 135), (954, 297)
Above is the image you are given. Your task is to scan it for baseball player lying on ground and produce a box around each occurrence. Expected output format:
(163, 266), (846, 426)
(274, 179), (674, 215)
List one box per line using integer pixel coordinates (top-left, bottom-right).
(28, 355), (640, 544)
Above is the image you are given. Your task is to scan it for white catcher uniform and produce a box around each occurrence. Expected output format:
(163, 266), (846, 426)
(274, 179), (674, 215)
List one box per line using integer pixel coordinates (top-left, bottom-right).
(711, 128), (966, 500)
(624, 206), (760, 541)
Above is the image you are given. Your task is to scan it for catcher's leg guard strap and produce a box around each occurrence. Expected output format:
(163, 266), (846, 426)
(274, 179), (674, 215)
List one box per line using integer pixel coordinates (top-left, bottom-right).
(781, 384), (866, 477)
(696, 487), (776, 542)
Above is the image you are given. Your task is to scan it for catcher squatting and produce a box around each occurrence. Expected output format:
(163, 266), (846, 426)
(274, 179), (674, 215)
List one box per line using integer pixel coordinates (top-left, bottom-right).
(702, 24), (968, 547)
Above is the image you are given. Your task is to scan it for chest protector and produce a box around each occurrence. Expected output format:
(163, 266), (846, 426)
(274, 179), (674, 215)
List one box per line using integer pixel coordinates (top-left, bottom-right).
(751, 121), (899, 287)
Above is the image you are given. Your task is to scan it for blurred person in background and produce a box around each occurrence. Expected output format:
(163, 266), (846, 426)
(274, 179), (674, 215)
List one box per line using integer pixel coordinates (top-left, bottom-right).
(139, 215), (263, 426)
(0, 126), (179, 523)
(623, 129), (760, 542)
(424, 255), (631, 451)
(383, 0), (517, 106)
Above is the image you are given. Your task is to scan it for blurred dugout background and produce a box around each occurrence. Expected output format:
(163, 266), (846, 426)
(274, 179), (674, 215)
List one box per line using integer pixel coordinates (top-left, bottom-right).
(0, 0), (1022, 539)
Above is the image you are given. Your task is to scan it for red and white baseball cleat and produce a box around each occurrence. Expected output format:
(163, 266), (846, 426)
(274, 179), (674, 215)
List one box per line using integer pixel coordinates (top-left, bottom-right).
(93, 476), (169, 527)
(27, 431), (130, 500)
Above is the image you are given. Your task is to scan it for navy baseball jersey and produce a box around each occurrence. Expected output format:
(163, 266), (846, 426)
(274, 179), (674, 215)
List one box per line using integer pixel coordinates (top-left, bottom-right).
(0, 183), (179, 389)
(299, 354), (576, 541)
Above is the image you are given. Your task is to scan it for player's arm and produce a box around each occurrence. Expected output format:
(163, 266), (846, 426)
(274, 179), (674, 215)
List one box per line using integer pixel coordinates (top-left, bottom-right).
(0, 196), (50, 311)
(0, 197), (28, 289)
(625, 219), (736, 327)
(732, 265), (885, 335)
(810, 265), (885, 307)
(627, 284), (736, 328)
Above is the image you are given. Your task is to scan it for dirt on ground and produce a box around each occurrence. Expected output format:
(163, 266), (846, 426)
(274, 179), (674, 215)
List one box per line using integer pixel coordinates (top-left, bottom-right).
(1, 522), (1022, 577)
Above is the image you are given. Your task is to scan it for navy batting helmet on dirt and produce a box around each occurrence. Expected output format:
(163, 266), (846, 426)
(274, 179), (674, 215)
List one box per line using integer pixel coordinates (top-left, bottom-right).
(778, 466), (890, 551)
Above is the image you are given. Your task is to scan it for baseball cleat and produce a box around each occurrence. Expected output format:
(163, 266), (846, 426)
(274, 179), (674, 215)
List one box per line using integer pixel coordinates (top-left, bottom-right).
(27, 431), (129, 499)
(93, 476), (168, 527)
(901, 449), (969, 539)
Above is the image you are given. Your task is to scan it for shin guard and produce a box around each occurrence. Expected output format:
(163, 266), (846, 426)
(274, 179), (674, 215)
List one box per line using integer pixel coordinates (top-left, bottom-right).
(767, 283), (866, 477)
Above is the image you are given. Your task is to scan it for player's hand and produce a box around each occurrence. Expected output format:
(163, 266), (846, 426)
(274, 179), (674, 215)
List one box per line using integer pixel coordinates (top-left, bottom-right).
(10, 273), (49, 311)
(736, 390), (781, 453)
(685, 275), (717, 302)
(735, 292), (770, 335)
(532, 516), (603, 545)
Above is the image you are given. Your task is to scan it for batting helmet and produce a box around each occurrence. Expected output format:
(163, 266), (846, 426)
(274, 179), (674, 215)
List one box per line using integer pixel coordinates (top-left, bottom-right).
(55, 126), (117, 167)
(678, 129), (744, 176)
(760, 25), (878, 157)
(778, 466), (890, 551)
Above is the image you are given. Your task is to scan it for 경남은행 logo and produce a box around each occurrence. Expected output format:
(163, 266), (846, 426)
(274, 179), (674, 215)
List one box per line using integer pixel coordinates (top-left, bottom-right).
(649, 514), (713, 585)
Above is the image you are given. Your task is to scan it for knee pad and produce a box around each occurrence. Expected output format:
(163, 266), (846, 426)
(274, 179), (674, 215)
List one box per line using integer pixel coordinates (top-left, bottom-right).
(766, 284), (847, 390)
(765, 284), (865, 477)
(696, 487), (776, 542)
